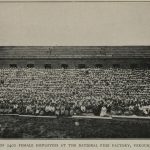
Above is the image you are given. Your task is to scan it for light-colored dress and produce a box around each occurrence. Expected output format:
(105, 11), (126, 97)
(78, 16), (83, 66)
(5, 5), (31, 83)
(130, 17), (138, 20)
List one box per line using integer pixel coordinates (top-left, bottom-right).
(100, 106), (107, 117)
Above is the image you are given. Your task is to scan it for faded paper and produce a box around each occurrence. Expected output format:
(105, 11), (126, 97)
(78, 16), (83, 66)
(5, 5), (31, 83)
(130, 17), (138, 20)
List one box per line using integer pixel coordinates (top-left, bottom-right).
(0, 1), (150, 150)
(0, 2), (150, 46)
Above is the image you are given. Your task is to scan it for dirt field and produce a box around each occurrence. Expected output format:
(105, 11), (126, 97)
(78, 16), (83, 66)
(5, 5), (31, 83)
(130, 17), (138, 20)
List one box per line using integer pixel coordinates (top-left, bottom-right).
(0, 115), (149, 138)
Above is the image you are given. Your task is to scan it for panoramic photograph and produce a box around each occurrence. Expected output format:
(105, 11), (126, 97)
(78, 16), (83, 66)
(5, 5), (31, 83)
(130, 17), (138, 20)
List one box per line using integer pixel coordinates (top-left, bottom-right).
(0, 46), (150, 138)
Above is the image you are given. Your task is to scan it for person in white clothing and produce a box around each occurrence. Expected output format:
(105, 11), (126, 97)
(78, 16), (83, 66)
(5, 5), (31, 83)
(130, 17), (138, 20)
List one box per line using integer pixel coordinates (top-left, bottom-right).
(100, 105), (107, 117)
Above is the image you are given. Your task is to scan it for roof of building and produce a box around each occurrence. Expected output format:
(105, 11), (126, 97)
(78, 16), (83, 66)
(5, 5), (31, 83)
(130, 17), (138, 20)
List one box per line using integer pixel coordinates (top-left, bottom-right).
(0, 46), (150, 59)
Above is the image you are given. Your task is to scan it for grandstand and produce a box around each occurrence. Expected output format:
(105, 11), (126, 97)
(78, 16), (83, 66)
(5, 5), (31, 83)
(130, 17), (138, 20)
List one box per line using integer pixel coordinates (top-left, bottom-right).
(0, 46), (150, 68)
(0, 46), (150, 138)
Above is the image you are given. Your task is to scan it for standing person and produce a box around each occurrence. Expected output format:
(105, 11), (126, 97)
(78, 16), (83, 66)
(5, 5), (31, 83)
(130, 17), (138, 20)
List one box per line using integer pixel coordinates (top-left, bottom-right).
(100, 104), (107, 117)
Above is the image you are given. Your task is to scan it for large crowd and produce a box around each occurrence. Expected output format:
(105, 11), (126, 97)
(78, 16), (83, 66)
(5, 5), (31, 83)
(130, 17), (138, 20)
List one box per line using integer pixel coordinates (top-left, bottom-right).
(0, 68), (150, 117)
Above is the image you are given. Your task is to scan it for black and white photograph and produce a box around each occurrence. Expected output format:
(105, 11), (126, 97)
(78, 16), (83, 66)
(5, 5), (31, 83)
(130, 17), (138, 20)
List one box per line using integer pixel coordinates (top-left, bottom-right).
(0, 46), (150, 138)
(0, 1), (150, 142)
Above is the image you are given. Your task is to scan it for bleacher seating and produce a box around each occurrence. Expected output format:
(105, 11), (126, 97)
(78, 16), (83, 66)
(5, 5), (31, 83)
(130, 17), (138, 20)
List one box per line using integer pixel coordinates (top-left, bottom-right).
(0, 68), (150, 116)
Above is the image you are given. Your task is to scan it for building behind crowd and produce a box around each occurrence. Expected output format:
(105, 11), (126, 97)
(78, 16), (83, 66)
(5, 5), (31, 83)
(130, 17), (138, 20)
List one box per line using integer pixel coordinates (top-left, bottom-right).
(0, 46), (150, 69)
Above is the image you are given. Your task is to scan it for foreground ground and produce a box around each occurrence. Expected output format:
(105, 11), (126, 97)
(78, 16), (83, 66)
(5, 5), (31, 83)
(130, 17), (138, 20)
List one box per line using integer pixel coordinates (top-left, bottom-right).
(0, 115), (150, 138)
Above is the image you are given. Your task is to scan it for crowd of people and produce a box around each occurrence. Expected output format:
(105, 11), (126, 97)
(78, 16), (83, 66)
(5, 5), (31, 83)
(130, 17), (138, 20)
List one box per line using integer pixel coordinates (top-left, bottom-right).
(0, 68), (150, 117)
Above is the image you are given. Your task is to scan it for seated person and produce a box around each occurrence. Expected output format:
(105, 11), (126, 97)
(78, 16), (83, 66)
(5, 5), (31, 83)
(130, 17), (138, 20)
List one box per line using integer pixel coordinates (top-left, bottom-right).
(80, 102), (86, 114)
(55, 104), (60, 117)
(26, 103), (32, 115)
(49, 103), (56, 116)
(45, 103), (51, 116)
(60, 104), (66, 116)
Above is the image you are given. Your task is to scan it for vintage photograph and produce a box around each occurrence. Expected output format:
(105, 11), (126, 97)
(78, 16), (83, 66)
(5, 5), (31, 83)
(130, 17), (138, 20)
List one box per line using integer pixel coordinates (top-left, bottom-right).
(0, 46), (150, 138)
